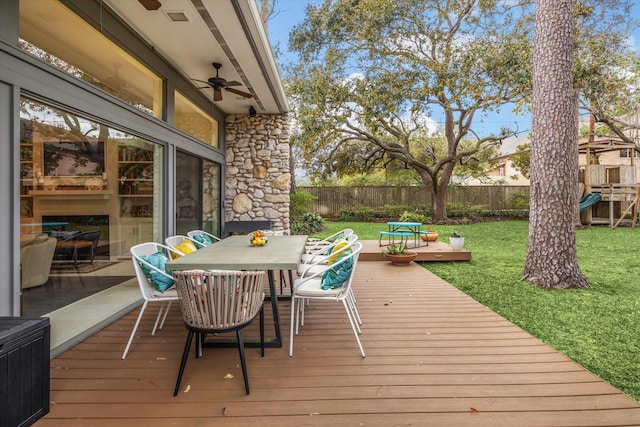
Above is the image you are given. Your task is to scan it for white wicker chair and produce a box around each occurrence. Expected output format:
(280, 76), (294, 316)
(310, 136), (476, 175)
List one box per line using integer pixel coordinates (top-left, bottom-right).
(172, 270), (266, 395)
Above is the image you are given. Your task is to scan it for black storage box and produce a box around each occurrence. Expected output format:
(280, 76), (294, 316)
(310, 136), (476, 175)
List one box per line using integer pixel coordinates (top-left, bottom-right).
(0, 317), (50, 427)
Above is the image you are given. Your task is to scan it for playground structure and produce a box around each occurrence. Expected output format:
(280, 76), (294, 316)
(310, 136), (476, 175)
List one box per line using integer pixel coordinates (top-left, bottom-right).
(579, 137), (640, 228)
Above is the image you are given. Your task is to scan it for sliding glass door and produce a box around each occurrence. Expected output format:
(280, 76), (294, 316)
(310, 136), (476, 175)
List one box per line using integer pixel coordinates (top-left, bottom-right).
(176, 151), (221, 237)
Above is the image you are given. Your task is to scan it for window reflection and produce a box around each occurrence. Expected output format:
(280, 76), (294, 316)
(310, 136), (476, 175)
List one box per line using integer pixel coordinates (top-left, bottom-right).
(19, 97), (163, 316)
(19, 0), (162, 117)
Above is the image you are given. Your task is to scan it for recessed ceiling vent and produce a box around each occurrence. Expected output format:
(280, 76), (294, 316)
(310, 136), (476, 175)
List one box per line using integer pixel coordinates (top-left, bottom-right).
(165, 11), (189, 22)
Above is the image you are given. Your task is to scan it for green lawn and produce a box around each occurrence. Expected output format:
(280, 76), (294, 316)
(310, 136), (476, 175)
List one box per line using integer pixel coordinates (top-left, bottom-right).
(312, 220), (640, 402)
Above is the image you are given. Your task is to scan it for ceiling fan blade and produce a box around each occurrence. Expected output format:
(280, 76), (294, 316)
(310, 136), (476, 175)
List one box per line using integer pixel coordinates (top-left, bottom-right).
(224, 81), (242, 87)
(192, 79), (211, 85)
(225, 87), (253, 99)
(213, 88), (223, 102)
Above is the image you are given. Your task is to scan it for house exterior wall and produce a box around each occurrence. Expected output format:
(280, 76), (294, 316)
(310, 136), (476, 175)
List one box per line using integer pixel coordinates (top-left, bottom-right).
(0, 0), (290, 352)
(485, 157), (530, 185)
(224, 113), (291, 233)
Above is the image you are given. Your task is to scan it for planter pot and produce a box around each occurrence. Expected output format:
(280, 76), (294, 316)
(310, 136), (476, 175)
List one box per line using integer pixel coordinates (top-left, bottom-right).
(420, 231), (439, 242)
(384, 252), (418, 265)
(449, 237), (465, 251)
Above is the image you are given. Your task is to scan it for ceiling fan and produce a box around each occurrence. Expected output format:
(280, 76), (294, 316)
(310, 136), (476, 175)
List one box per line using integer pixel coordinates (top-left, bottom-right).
(192, 63), (253, 102)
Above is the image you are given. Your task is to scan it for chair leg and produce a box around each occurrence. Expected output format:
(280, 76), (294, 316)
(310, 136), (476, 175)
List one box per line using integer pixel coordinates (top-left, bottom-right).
(151, 302), (166, 336)
(342, 300), (366, 358)
(346, 291), (362, 331)
(195, 332), (204, 358)
(260, 307), (265, 357)
(289, 296), (296, 357)
(122, 301), (148, 359)
(72, 243), (79, 268)
(236, 330), (250, 395)
(300, 297), (306, 327)
(174, 330), (194, 396)
(158, 301), (173, 331)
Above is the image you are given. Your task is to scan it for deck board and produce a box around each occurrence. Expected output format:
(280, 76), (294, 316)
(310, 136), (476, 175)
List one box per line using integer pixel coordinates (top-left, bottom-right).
(36, 261), (640, 426)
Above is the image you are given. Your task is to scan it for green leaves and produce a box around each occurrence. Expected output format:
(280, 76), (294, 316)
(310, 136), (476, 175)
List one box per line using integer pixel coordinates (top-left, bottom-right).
(286, 1), (532, 173)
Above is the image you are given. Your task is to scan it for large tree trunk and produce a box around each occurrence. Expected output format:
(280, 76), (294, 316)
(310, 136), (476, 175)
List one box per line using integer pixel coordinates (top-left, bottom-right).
(416, 167), (449, 221)
(523, 0), (588, 289)
(431, 186), (448, 222)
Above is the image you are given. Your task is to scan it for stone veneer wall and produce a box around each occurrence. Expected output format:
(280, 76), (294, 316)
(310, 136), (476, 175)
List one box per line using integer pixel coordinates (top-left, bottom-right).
(224, 113), (290, 233)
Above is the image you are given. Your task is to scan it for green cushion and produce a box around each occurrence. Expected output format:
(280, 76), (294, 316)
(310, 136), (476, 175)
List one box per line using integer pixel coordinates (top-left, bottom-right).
(193, 233), (214, 246)
(139, 252), (174, 293)
(321, 252), (353, 290)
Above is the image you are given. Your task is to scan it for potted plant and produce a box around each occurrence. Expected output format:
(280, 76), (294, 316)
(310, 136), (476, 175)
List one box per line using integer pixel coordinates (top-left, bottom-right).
(420, 226), (439, 242)
(449, 231), (465, 251)
(381, 243), (417, 265)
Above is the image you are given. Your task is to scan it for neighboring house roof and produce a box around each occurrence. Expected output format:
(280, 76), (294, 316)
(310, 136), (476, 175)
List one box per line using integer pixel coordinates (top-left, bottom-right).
(495, 136), (530, 159)
(105, 0), (288, 115)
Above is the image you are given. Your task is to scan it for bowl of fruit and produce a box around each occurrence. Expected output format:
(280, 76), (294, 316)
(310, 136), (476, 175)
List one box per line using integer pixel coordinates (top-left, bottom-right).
(249, 230), (268, 247)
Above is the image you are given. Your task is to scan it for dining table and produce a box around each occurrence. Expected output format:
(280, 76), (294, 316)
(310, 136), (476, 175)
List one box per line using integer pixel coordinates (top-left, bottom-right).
(166, 234), (308, 348)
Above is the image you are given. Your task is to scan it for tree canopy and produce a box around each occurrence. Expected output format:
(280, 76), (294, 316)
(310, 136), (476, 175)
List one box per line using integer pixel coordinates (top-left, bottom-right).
(284, 0), (639, 221)
(286, 0), (533, 220)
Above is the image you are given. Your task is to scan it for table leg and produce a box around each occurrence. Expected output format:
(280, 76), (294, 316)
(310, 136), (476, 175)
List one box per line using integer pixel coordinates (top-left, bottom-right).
(203, 269), (283, 349)
(266, 270), (282, 347)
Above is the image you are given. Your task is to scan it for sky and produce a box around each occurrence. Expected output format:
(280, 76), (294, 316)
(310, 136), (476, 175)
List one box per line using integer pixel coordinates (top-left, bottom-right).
(267, 0), (640, 138)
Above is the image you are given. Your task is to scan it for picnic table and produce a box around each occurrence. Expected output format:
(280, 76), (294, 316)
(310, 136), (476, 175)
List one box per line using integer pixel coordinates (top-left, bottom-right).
(379, 222), (429, 248)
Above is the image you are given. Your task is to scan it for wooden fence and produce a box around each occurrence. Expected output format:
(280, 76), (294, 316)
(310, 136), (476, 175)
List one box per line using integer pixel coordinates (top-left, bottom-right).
(298, 185), (530, 217)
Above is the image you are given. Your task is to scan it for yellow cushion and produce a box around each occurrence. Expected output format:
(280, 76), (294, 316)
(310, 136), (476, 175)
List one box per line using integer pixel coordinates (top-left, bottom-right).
(170, 239), (197, 259)
(328, 238), (351, 264)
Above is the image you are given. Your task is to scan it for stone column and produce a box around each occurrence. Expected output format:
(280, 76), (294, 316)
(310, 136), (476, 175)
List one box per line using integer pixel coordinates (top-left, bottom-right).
(224, 113), (291, 234)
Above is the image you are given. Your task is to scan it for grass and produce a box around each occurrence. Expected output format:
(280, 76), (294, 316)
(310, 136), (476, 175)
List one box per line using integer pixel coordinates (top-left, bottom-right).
(312, 220), (640, 402)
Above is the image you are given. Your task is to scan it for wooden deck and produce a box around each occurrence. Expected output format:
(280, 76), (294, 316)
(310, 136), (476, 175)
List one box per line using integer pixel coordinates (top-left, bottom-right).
(360, 238), (472, 262)
(36, 261), (640, 426)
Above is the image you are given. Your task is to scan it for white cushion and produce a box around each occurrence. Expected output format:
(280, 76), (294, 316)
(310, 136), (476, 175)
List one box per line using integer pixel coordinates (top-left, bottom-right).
(293, 277), (342, 298)
(298, 263), (329, 277)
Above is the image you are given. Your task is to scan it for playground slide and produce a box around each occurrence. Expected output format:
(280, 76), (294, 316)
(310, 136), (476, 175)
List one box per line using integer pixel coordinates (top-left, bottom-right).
(579, 193), (602, 212)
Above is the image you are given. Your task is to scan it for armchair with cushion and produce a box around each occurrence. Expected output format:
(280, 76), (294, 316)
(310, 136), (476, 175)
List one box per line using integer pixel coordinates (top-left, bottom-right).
(165, 235), (200, 256)
(186, 229), (221, 247)
(20, 234), (57, 289)
(290, 242), (365, 358)
(122, 242), (182, 359)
